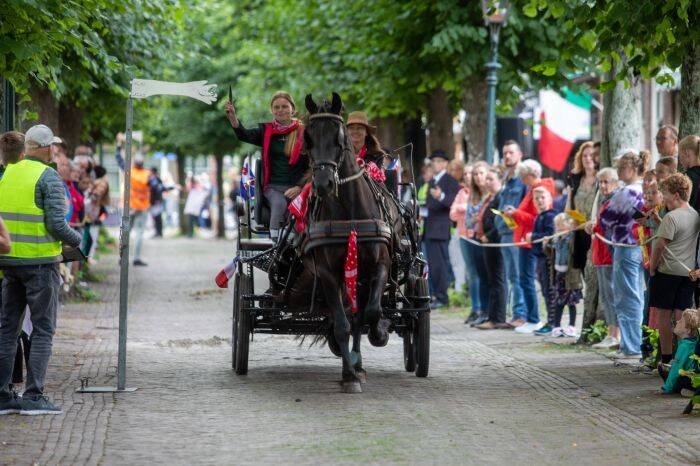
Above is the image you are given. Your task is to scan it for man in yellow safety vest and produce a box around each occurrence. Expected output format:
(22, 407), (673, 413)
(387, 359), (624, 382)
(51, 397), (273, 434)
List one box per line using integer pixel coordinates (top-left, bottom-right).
(0, 125), (81, 416)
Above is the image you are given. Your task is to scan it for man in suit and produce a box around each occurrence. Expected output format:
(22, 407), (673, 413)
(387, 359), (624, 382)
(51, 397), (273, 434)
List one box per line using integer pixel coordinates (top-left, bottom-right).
(423, 149), (460, 308)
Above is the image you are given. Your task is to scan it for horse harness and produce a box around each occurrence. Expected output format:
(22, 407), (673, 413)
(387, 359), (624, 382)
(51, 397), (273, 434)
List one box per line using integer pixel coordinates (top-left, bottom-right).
(301, 112), (394, 255)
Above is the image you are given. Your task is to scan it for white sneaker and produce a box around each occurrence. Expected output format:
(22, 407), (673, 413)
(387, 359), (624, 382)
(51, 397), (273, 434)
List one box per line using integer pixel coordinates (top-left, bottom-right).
(563, 326), (578, 338)
(551, 327), (565, 337)
(681, 388), (696, 398)
(608, 351), (641, 360)
(514, 322), (543, 334)
(592, 336), (619, 349)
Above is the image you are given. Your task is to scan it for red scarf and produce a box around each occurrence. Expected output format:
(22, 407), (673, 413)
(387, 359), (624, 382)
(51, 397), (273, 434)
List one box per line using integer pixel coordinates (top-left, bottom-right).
(262, 120), (304, 188)
(357, 145), (367, 160)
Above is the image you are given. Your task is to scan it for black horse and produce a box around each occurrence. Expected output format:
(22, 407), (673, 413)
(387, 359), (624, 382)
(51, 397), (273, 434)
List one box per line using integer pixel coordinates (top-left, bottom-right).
(302, 93), (402, 393)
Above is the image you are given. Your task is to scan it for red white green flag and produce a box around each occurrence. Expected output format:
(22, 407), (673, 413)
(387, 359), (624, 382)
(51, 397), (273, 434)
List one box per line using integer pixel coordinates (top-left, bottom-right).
(538, 89), (591, 172)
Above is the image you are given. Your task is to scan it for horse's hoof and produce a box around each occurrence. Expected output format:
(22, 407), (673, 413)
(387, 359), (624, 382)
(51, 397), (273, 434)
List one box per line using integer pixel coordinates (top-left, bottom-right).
(368, 329), (389, 347)
(341, 381), (363, 394)
(355, 369), (368, 384)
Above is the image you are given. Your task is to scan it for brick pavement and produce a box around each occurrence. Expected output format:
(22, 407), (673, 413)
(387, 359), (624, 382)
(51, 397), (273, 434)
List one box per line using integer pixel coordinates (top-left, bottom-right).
(1, 236), (699, 465)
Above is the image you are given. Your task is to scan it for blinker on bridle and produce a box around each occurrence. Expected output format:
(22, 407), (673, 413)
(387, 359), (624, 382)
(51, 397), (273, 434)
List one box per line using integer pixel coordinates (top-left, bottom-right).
(308, 113), (364, 195)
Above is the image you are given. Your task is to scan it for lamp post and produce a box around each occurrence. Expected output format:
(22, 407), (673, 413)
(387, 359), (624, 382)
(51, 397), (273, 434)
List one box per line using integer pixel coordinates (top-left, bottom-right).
(481, 0), (510, 165)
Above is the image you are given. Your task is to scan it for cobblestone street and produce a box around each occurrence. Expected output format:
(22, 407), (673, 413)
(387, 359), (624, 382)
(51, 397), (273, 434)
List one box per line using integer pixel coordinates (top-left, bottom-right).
(1, 237), (699, 465)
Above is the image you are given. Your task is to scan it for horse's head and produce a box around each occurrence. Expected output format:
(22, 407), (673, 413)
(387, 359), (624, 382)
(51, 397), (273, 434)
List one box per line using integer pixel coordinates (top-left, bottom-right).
(304, 92), (347, 198)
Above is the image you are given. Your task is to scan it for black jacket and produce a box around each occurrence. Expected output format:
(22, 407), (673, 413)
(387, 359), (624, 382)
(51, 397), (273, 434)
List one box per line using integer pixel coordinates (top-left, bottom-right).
(482, 193), (502, 244)
(687, 166), (700, 214)
(424, 172), (460, 240)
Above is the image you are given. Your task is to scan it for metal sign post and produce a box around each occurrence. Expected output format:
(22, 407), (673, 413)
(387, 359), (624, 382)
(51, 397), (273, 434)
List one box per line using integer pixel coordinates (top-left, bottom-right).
(77, 79), (217, 394)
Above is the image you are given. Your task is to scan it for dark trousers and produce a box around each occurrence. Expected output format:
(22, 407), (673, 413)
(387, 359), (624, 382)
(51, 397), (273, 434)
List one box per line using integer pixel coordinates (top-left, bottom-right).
(0, 264), (60, 400)
(536, 256), (555, 325)
(425, 239), (450, 304)
(153, 212), (163, 237)
(484, 247), (506, 323)
(186, 214), (198, 238)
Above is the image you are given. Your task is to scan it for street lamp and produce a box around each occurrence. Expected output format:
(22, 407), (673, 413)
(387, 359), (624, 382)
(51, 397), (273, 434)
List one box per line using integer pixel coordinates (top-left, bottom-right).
(481, 0), (510, 164)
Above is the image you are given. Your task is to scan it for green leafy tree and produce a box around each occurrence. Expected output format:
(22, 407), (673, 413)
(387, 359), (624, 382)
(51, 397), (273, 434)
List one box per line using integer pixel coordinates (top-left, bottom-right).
(523, 0), (700, 138)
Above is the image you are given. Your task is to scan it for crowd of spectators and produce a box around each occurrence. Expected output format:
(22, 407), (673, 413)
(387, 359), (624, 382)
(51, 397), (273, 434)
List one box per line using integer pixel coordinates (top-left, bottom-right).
(420, 125), (700, 397)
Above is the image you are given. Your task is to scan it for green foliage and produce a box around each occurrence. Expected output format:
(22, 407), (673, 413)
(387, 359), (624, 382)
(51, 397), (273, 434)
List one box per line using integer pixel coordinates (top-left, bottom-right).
(642, 325), (660, 368)
(448, 287), (470, 309)
(521, 0), (700, 88)
(581, 319), (607, 344)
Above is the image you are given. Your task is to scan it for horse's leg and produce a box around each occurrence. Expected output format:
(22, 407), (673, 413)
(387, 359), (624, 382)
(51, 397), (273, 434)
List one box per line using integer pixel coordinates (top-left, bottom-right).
(323, 277), (362, 393)
(366, 261), (390, 347)
(351, 316), (367, 383)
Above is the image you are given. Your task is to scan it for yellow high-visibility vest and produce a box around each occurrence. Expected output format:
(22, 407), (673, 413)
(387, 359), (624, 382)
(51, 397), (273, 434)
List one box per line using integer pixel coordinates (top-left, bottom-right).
(0, 159), (62, 260)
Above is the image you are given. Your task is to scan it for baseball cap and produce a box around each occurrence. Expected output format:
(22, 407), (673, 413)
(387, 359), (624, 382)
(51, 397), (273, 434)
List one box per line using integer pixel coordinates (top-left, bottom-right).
(25, 125), (54, 149)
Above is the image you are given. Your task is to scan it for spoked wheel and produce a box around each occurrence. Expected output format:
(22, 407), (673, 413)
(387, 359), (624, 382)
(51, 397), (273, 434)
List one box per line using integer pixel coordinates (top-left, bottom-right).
(233, 268), (252, 375)
(403, 326), (416, 372)
(412, 275), (430, 377)
(414, 310), (430, 377)
(231, 273), (239, 369)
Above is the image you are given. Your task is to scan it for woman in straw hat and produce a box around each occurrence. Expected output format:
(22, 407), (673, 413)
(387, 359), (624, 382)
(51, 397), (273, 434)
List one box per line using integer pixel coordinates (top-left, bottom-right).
(347, 111), (387, 167)
(225, 91), (308, 240)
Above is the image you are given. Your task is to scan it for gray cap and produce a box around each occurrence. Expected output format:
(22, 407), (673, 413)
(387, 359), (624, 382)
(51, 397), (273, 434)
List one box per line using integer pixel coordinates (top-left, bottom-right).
(25, 125), (54, 149)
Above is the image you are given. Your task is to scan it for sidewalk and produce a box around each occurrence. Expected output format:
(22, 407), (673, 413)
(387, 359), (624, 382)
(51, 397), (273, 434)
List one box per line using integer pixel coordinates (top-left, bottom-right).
(1, 236), (698, 465)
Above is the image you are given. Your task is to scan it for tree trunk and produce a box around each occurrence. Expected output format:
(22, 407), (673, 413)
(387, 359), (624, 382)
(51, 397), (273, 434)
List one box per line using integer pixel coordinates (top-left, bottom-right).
(176, 152), (188, 235)
(373, 116), (403, 151)
(27, 81), (59, 135)
(461, 79), (488, 162)
(404, 117), (427, 184)
(58, 102), (84, 153)
(680, 40), (700, 139)
(214, 154), (226, 239)
(426, 87), (455, 156)
(600, 69), (642, 168)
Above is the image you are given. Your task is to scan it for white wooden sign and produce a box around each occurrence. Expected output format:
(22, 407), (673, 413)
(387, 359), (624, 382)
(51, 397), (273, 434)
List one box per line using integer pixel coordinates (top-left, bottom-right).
(130, 79), (218, 104)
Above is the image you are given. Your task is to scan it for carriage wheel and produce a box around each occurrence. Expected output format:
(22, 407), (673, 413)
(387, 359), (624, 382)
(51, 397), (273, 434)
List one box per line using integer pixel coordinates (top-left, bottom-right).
(414, 310), (430, 377)
(231, 272), (239, 369)
(234, 271), (252, 375)
(412, 275), (430, 377)
(403, 328), (416, 372)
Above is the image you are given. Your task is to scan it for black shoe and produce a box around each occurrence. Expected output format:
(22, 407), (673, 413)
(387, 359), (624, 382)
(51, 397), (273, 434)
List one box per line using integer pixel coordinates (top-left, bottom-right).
(0, 392), (21, 415)
(465, 312), (478, 324)
(470, 314), (489, 327)
(19, 395), (62, 415)
(133, 259), (148, 266)
(430, 300), (447, 310)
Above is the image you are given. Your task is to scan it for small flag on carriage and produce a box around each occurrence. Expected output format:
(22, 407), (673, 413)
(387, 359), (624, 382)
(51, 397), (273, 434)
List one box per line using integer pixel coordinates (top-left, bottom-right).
(240, 159), (255, 200)
(288, 183), (312, 233)
(215, 256), (239, 288)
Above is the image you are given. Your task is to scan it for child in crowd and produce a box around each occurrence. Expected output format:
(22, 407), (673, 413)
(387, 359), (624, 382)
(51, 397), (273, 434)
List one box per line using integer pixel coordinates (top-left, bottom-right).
(659, 308), (699, 395)
(655, 156), (678, 182)
(528, 187), (557, 335)
(649, 174), (700, 366)
(547, 214), (583, 337)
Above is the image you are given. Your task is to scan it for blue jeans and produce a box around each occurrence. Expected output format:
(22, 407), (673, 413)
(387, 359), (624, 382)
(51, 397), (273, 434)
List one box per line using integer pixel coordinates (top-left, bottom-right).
(613, 246), (644, 355)
(500, 235), (526, 319)
(519, 247), (539, 323)
(460, 238), (489, 313)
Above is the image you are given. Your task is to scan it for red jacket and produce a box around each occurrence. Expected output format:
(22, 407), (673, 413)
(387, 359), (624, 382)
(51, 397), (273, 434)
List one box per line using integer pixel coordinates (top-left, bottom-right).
(591, 200), (613, 266)
(511, 177), (555, 248)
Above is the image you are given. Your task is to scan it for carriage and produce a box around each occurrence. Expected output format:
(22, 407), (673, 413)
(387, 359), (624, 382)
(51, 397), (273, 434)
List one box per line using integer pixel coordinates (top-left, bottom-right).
(230, 94), (431, 391)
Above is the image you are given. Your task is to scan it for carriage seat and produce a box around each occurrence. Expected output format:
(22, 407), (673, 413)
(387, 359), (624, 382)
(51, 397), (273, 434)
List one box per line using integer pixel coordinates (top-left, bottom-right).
(252, 158), (270, 233)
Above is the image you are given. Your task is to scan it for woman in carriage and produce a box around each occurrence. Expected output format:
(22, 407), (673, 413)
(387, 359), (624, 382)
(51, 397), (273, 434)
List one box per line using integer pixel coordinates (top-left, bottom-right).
(346, 111), (387, 167)
(224, 91), (309, 240)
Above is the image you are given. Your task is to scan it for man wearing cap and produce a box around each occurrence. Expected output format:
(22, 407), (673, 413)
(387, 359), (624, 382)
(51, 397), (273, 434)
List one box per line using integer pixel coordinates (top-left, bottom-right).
(116, 133), (153, 266)
(0, 124), (81, 415)
(424, 149), (460, 308)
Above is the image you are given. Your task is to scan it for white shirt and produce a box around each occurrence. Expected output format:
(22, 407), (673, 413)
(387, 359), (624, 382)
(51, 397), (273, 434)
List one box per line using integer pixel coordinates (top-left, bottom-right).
(432, 170), (447, 201)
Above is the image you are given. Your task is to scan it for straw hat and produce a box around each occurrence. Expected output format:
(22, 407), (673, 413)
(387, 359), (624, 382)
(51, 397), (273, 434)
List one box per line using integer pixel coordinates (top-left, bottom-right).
(347, 111), (376, 132)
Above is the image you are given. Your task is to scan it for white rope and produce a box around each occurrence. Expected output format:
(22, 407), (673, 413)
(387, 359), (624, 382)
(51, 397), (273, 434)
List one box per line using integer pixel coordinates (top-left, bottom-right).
(464, 224), (586, 248)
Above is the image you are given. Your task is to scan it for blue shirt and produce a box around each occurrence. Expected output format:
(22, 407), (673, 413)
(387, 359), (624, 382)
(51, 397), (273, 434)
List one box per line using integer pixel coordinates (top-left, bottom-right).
(497, 169), (527, 237)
